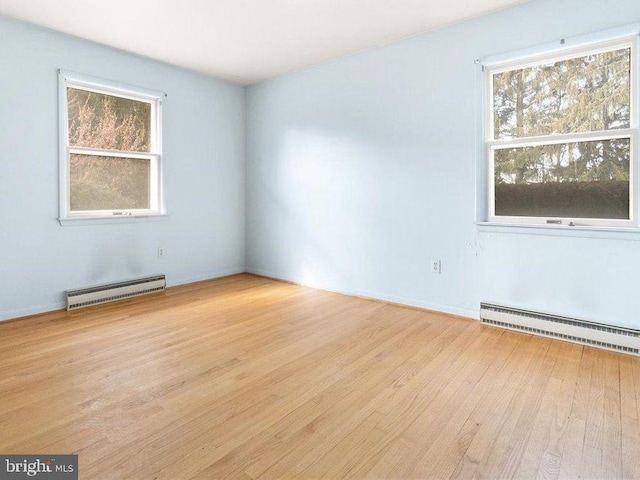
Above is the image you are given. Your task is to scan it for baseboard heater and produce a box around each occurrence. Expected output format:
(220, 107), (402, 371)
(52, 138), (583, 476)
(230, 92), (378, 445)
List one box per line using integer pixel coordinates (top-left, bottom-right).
(66, 275), (166, 310)
(480, 303), (640, 356)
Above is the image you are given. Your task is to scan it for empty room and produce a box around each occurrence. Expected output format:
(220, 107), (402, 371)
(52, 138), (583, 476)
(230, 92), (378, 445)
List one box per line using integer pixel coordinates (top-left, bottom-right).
(1, 0), (640, 478)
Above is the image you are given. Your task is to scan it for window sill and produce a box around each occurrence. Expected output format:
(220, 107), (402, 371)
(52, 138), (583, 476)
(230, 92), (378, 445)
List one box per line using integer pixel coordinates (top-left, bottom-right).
(476, 222), (640, 240)
(59, 214), (169, 227)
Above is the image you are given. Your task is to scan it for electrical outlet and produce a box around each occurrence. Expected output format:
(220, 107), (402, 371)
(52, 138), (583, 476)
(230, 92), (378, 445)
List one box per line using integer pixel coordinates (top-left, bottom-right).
(157, 247), (165, 259)
(431, 259), (441, 274)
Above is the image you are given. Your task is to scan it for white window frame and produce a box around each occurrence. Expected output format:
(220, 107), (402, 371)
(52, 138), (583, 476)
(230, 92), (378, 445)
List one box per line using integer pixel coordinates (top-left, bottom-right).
(58, 70), (165, 223)
(484, 35), (639, 228)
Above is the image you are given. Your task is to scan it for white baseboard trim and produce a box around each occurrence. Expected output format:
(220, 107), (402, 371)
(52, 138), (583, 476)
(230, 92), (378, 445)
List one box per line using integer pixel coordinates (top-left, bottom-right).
(246, 268), (479, 320)
(167, 268), (247, 287)
(0, 301), (67, 323)
(1, 267), (477, 324)
(0, 267), (247, 324)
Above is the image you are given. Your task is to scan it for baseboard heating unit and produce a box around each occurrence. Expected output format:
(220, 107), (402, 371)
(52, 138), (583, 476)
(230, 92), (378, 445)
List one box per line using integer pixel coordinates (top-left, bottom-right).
(66, 275), (166, 310)
(480, 303), (640, 356)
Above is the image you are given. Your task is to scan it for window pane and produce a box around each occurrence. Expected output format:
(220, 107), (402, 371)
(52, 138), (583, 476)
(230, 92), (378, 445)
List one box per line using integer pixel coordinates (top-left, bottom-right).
(67, 88), (151, 152)
(70, 154), (151, 211)
(494, 138), (630, 219)
(493, 47), (631, 139)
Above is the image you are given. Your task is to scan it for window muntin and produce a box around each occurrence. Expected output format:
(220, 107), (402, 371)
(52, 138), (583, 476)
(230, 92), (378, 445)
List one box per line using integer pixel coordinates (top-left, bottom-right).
(486, 38), (637, 227)
(60, 72), (163, 220)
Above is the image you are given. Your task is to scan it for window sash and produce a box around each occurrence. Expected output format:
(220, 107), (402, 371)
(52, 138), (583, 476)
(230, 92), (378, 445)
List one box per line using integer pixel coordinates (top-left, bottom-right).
(487, 130), (637, 227)
(485, 36), (637, 143)
(65, 148), (161, 217)
(65, 84), (160, 155)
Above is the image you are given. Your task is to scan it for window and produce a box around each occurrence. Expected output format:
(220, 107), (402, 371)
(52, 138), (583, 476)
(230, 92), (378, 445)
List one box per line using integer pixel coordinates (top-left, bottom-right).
(59, 71), (164, 221)
(485, 36), (637, 227)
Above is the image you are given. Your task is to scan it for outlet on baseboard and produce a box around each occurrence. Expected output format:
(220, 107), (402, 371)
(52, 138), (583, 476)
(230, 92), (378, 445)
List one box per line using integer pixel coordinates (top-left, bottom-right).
(431, 259), (441, 274)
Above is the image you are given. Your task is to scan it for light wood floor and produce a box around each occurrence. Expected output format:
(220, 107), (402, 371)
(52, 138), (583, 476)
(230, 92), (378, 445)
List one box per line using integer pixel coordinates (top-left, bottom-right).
(1, 274), (639, 479)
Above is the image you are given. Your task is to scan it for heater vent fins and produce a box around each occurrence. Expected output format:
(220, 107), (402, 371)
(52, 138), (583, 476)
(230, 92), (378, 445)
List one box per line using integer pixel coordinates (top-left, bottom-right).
(66, 275), (166, 310)
(480, 303), (639, 356)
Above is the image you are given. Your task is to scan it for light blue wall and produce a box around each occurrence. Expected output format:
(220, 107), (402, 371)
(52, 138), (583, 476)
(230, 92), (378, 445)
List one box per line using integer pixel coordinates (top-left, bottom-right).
(246, 0), (640, 327)
(0, 16), (246, 321)
(4, 0), (640, 328)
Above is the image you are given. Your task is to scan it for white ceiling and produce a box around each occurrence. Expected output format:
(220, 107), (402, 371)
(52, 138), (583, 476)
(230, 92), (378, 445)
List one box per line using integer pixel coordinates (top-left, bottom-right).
(0, 0), (530, 85)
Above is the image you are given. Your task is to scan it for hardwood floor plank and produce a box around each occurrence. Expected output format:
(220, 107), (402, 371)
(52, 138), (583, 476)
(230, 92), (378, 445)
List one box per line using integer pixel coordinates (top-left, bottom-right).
(579, 347), (606, 478)
(471, 338), (558, 479)
(620, 356), (640, 479)
(534, 343), (583, 480)
(511, 341), (577, 479)
(557, 345), (593, 480)
(447, 331), (534, 479)
(601, 352), (622, 479)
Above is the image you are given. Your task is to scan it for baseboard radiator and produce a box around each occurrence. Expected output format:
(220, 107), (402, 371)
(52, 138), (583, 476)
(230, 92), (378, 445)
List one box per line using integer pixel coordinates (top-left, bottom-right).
(480, 303), (640, 356)
(66, 275), (166, 310)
